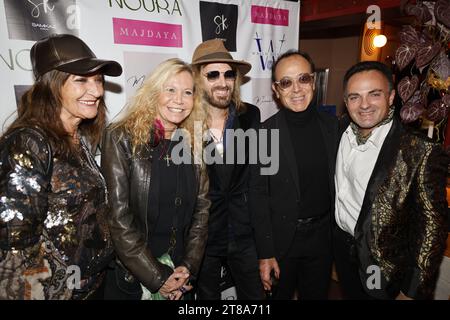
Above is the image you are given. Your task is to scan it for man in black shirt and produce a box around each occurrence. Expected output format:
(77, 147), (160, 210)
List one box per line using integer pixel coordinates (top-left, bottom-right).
(250, 50), (338, 299)
(191, 39), (264, 300)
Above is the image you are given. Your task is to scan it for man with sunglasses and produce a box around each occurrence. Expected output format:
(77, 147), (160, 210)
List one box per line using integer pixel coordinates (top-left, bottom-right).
(333, 61), (448, 300)
(191, 39), (265, 300)
(250, 50), (338, 299)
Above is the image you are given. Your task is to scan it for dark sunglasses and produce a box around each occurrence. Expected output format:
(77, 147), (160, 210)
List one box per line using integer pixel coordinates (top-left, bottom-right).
(203, 70), (236, 82)
(274, 73), (315, 90)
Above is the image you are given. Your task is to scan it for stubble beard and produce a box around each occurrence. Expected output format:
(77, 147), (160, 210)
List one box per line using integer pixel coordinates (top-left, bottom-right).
(204, 86), (233, 109)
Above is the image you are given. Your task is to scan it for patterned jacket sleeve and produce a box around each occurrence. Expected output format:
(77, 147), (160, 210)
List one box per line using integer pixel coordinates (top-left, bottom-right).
(401, 143), (449, 299)
(0, 127), (52, 250)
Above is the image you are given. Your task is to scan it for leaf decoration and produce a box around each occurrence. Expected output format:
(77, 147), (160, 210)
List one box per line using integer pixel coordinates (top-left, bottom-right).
(415, 42), (441, 68)
(419, 83), (430, 100)
(397, 75), (419, 102)
(399, 25), (419, 45)
(425, 99), (449, 122)
(435, 0), (450, 28)
(409, 90), (423, 105)
(418, 29), (433, 44)
(430, 50), (450, 80)
(405, 3), (433, 23)
(400, 102), (425, 123)
(395, 44), (417, 71)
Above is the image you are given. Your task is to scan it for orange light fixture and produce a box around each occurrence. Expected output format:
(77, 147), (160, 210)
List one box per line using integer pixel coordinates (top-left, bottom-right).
(373, 34), (387, 48)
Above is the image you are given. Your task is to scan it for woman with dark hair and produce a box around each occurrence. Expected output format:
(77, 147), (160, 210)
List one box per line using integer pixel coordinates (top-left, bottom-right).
(0, 34), (122, 299)
(101, 58), (210, 300)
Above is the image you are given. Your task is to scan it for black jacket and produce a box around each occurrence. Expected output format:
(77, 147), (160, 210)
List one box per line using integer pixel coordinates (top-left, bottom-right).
(205, 103), (261, 255)
(250, 107), (339, 259)
(101, 127), (210, 293)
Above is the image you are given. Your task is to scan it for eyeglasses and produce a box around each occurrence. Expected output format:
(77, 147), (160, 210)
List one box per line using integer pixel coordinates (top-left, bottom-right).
(274, 73), (315, 90)
(345, 90), (387, 106)
(203, 70), (236, 82)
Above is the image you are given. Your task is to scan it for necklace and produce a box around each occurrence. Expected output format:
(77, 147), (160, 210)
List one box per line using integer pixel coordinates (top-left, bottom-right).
(209, 128), (224, 157)
(160, 139), (173, 166)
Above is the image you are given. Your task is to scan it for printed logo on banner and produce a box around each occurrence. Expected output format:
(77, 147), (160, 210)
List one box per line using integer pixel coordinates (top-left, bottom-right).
(252, 78), (278, 122)
(199, 1), (238, 52)
(4, 0), (79, 41)
(123, 51), (176, 99)
(251, 5), (289, 26)
(253, 32), (286, 72)
(108, 0), (182, 16)
(113, 18), (182, 48)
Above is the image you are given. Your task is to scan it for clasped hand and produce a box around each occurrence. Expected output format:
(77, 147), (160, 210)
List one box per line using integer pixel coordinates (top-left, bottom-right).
(159, 266), (192, 300)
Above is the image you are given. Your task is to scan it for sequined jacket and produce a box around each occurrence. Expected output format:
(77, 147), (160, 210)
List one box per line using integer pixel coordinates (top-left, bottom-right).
(341, 117), (449, 299)
(101, 127), (210, 293)
(0, 126), (113, 300)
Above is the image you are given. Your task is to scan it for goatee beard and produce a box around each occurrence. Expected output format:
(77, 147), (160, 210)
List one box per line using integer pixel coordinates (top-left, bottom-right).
(205, 87), (232, 108)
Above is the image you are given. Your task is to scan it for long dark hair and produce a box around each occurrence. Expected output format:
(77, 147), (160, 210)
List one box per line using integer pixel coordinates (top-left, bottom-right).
(3, 70), (107, 158)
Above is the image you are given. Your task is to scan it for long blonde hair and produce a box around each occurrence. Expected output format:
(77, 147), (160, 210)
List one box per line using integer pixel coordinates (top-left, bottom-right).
(112, 58), (205, 158)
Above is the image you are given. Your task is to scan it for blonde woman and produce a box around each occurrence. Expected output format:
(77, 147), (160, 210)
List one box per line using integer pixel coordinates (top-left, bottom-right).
(101, 58), (210, 300)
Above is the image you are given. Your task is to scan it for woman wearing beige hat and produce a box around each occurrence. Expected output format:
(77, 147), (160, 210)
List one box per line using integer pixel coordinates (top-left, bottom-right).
(0, 34), (122, 299)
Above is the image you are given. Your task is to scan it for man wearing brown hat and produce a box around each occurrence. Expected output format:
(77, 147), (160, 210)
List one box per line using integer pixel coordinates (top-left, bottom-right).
(191, 39), (265, 300)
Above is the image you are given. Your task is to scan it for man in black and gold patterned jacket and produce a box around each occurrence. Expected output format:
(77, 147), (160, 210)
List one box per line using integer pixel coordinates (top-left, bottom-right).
(333, 61), (448, 300)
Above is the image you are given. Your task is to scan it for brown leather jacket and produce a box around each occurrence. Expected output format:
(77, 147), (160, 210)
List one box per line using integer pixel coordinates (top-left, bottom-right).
(101, 126), (210, 292)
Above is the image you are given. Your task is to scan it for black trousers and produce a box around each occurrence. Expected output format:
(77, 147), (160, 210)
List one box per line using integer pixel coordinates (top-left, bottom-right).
(196, 239), (265, 300)
(332, 225), (373, 300)
(273, 216), (332, 300)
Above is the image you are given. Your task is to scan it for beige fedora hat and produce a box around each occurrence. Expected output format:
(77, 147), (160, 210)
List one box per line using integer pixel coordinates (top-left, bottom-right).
(191, 39), (251, 75)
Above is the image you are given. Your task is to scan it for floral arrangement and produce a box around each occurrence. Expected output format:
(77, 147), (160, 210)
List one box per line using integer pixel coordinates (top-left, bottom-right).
(395, 0), (449, 142)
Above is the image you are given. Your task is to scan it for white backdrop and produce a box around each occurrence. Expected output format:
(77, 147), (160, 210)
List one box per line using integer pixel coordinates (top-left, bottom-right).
(0, 0), (299, 299)
(0, 0), (300, 131)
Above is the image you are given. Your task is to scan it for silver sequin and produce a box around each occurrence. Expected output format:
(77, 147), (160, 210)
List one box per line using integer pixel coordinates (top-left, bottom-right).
(44, 209), (71, 229)
(9, 165), (41, 194)
(0, 197), (24, 222)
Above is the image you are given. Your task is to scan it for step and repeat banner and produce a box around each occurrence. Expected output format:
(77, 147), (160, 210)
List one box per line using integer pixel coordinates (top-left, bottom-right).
(0, 0), (300, 131)
(0, 0), (299, 299)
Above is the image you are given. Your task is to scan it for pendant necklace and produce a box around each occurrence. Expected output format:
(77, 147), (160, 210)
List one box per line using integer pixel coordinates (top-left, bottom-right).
(209, 128), (224, 157)
(160, 139), (173, 166)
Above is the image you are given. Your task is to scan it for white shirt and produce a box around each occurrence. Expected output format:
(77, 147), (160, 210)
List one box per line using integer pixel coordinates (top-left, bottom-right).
(334, 121), (393, 236)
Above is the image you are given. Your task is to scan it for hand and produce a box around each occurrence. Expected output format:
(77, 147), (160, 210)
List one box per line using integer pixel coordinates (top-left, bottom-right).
(159, 269), (190, 299)
(173, 266), (193, 298)
(396, 291), (413, 300)
(259, 258), (280, 291)
(173, 266), (191, 287)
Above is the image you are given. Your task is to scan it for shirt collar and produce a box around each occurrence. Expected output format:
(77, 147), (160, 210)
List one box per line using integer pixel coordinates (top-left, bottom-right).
(345, 119), (393, 149)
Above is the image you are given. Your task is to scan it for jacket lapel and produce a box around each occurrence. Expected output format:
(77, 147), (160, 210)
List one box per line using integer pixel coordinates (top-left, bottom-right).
(354, 118), (402, 239)
(277, 110), (301, 199)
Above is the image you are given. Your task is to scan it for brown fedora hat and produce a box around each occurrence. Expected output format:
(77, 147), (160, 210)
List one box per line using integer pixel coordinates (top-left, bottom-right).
(192, 39), (251, 76)
(30, 34), (122, 79)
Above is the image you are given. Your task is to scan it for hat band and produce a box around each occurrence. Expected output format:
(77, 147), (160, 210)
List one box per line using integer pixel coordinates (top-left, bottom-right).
(193, 51), (234, 63)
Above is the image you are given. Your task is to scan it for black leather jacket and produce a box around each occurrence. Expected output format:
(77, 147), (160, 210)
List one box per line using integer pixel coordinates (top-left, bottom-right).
(101, 127), (210, 292)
